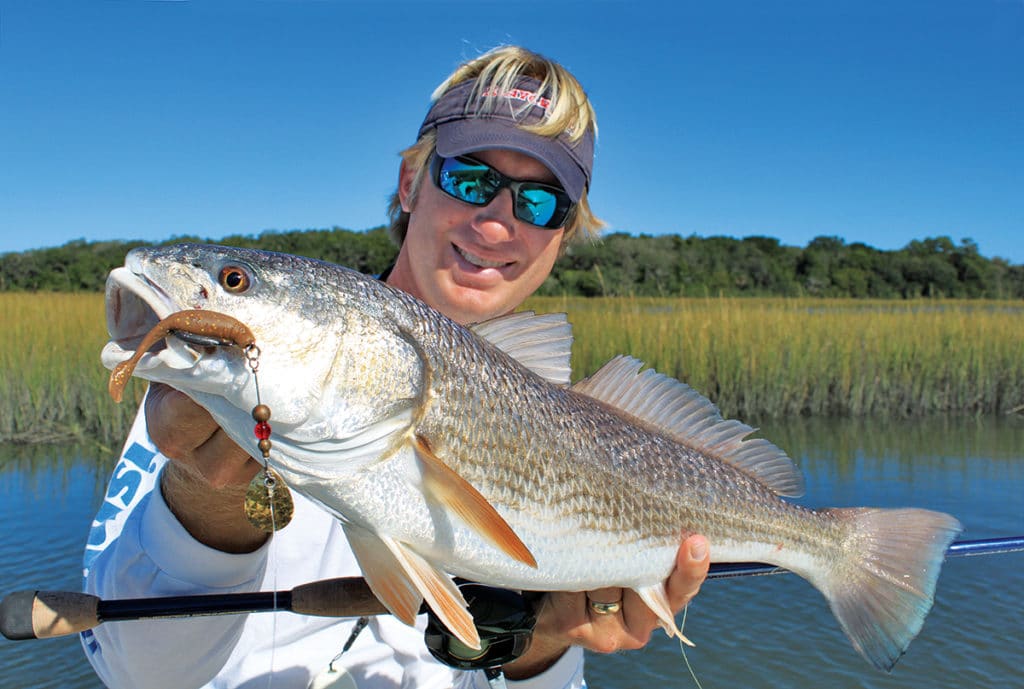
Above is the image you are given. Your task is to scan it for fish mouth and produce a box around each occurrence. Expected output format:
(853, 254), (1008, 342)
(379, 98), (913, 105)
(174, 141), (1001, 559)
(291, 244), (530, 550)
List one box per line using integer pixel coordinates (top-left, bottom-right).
(101, 266), (207, 374)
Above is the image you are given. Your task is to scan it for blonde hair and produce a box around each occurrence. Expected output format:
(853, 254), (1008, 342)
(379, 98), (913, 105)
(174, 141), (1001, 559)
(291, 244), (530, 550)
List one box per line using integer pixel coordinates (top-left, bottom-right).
(387, 46), (604, 247)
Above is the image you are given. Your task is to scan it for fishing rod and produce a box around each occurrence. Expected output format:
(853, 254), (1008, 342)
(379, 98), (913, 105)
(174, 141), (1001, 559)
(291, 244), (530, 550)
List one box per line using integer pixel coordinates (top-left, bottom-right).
(702, 535), (1024, 578)
(0, 577), (536, 671)
(2, 536), (1021, 644)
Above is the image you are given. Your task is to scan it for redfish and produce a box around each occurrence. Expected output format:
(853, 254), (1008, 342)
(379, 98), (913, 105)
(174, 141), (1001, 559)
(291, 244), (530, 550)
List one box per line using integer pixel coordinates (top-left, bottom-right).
(102, 244), (960, 671)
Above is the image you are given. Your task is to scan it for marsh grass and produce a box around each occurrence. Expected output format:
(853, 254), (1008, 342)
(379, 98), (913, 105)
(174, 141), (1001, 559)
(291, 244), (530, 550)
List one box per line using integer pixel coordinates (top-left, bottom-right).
(0, 293), (141, 447)
(527, 296), (1024, 420)
(2, 293), (1022, 445)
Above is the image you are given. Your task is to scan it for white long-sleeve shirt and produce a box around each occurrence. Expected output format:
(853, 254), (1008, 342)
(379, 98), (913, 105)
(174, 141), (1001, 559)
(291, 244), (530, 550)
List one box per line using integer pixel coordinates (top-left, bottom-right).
(82, 402), (585, 689)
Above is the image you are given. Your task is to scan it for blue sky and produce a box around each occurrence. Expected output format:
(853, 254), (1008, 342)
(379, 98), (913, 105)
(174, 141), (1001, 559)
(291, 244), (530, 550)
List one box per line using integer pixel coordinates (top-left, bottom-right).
(2, 0), (1021, 263)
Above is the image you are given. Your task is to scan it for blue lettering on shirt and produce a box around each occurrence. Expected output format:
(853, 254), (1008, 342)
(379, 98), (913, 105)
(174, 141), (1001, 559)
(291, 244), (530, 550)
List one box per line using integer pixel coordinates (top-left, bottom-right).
(81, 628), (99, 655)
(83, 441), (159, 570)
(125, 441), (160, 473)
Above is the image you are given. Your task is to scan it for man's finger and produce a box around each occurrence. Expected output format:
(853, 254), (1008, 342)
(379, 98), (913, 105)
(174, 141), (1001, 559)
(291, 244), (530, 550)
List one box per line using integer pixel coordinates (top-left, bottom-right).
(145, 383), (219, 458)
(586, 587), (622, 609)
(194, 428), (261, 488)
(666, 535), (710, 609)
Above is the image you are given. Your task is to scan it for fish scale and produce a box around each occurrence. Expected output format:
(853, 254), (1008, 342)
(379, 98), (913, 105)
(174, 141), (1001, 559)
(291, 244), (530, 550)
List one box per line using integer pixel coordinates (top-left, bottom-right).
(101, 243), (961, 672)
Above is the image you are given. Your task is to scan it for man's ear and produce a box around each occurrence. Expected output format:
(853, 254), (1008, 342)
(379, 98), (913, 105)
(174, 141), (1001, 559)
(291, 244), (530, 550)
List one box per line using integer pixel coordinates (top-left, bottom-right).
(398, 159), (417, 213)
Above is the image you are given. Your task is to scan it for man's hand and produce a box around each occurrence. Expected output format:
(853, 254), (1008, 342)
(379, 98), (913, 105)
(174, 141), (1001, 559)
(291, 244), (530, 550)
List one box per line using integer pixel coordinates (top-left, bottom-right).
(503, 535), (710, 679)
(146, 382), (268, 552)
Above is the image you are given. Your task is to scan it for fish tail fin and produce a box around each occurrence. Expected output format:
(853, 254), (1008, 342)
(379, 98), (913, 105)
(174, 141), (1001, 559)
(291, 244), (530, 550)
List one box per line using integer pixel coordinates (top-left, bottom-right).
(819, 507), (961, 671)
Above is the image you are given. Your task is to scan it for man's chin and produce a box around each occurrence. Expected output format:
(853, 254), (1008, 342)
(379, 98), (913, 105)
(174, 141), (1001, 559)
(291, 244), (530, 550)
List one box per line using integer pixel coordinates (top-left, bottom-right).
(442, 284), (512, 324)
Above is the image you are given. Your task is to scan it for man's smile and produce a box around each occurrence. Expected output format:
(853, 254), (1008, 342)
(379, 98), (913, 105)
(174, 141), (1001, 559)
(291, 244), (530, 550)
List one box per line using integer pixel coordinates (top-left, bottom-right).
(454, 244), (513, 270)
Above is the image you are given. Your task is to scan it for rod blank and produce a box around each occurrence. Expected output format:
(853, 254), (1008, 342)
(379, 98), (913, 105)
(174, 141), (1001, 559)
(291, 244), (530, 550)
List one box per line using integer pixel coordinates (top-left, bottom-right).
(706, 536), (1024, 579)
(3, 536), (1020, 641)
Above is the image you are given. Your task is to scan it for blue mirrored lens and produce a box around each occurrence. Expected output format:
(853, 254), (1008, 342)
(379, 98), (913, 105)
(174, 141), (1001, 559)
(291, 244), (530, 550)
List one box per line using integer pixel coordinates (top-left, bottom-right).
(433, 156), (571, 229)
(438, 160), (499, 204)
(515, 188), (557, 227)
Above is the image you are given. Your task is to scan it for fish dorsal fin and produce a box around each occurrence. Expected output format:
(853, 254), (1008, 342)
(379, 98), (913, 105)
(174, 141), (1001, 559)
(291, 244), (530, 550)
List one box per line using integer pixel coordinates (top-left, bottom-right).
(342, 523), (481, 650)
(415, 434), (537, 568)
(471, 311), (573, 386)
(573, 356), (805, 497)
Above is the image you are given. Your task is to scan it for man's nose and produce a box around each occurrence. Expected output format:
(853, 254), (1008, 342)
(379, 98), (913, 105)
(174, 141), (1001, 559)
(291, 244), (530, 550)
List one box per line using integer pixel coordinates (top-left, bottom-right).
(472, 188), (518, 238)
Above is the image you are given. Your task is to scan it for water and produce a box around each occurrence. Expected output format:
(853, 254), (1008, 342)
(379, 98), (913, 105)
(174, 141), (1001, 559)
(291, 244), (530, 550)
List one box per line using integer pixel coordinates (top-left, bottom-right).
(590, 416), (1024, 689)
(0, 446), (110, 689)
(1, 417), (1022, 689)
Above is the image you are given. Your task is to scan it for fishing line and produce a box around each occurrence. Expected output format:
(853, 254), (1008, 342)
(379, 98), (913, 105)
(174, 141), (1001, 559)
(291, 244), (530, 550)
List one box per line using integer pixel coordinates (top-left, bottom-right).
(265, 465), (281, 689)
(678, 605), (705, 689)
(244, 343), (286, 689)
(266, 500), (282, 689)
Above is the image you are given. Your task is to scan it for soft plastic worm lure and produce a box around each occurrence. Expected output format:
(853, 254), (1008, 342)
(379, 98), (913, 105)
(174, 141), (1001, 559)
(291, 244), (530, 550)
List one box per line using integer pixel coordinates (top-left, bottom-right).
(108, 309), (256, 402)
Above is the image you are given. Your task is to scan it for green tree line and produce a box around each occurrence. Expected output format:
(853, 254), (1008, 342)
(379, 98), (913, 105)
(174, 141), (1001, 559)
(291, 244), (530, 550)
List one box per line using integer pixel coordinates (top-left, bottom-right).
(2, 227), (1022, 298)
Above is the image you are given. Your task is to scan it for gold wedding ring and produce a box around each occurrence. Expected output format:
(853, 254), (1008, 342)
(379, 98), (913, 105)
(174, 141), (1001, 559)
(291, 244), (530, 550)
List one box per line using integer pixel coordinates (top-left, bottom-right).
(588, 599), (622, 615)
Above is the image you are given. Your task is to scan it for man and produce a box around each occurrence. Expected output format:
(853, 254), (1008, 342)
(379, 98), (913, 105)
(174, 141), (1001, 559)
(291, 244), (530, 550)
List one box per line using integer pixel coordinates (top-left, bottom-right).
(84, 45), (709, 688)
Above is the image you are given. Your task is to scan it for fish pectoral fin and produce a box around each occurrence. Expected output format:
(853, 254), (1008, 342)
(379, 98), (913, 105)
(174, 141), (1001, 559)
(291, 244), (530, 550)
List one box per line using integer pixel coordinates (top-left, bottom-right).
(414, 434), (537, 568)
(344, 523), (481, 651)
(343, 524), (423, 625)
(635, 583), (696, 647)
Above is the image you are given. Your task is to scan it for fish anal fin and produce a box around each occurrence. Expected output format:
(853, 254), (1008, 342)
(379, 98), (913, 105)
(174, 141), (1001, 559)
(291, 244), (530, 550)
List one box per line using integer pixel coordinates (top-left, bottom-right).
(342, 524), (423, 625)
(635, 583), (695, 647)
(415, 435), (537, 568)
(573, 356), (805, 498)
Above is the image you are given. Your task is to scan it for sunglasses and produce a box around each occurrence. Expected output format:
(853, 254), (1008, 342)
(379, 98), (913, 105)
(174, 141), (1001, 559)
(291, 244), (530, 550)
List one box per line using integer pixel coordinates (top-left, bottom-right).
(430, 154), (575, 229)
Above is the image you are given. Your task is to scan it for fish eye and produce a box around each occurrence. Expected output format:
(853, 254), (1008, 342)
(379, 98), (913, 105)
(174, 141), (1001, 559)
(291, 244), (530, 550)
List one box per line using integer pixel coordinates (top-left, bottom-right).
(218, 265), (251, 293)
